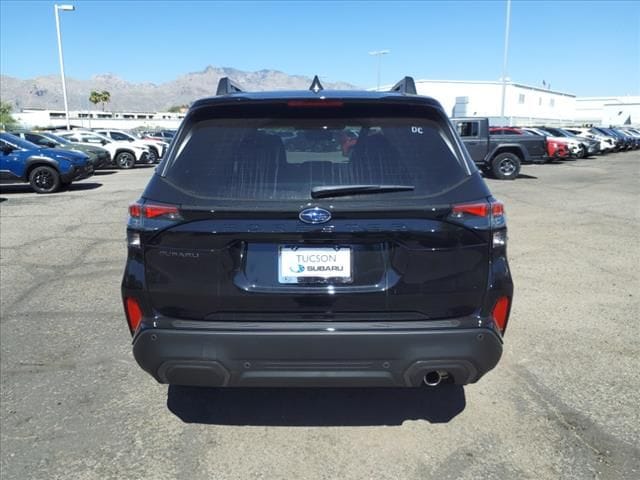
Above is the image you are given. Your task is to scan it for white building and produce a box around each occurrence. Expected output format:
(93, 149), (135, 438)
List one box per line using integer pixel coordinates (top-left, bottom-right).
(412, 79), (576, 126)
(381, 79), (639, 127)
(12, 108), (185, 130)
(574, 96), (640, 126)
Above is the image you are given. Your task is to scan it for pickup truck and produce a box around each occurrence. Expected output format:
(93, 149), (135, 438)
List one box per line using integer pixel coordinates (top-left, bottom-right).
(451, 117), (547, 180)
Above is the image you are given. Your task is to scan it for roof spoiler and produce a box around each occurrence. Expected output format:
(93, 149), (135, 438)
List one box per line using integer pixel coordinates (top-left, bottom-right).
(216, 77), (244, 96)
(389, 76), (417, 95)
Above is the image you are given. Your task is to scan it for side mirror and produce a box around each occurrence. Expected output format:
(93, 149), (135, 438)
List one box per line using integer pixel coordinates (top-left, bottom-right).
(46, 141), (57, 148)
(101, 140), (108, 145)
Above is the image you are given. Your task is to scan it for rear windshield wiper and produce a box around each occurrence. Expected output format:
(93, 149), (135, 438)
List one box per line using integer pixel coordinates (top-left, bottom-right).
(310, 184), (415, 199)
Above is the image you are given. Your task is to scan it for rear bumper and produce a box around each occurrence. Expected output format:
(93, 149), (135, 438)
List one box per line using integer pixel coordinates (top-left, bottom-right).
(132, 321), (503, 387)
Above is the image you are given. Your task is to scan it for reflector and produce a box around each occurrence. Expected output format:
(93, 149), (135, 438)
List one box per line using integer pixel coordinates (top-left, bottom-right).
(125, 297), (143, 332)
(492, 296), (510, 333)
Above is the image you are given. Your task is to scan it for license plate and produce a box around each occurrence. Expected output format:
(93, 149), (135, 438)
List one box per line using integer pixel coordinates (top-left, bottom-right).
(278, 247), (352, 284)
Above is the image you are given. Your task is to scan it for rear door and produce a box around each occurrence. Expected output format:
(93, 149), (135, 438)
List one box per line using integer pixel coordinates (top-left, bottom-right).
(137, 101), (492, 322)
(454, 119), (488, 162)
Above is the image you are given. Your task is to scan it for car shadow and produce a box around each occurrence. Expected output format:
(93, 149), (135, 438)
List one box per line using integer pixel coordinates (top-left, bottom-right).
(64, 182), (103, 191)
(94, 170), (118, 176)
(0, 182), (102, 194)
(516, 173), (538, 179)
(167, 384), (466, 426)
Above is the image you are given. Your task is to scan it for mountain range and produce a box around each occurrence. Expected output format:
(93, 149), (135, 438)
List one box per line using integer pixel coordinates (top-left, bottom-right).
(0, 66), (358, 112)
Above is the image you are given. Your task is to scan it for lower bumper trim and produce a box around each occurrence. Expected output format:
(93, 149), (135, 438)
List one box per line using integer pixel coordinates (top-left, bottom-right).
(133, 325), (503, 387)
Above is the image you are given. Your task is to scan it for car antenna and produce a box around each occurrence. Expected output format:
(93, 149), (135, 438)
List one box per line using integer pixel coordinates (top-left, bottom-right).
(309, 75), (324, 93)
(389, 76), (417, 95)
(216, 77), (244, 96)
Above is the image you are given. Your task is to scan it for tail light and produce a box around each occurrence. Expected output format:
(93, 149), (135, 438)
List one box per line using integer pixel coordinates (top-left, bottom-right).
(124, 297), (143, 333)
(128, 202), (182, 249)
(129, 202), (182, 220)
(450, 200), (506, 251)
(450, 200), (505, 229)
(492, 296), (511, 333)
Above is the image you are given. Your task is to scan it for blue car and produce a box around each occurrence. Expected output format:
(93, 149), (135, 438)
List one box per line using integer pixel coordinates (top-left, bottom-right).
(0, 132), (93, 193)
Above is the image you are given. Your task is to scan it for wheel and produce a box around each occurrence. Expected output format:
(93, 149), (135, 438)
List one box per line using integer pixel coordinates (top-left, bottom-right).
(491, 153), (521, 180)
(115, 151), (135, 169)
(29, 165), (61, 193)
(146, 149), (158, 164)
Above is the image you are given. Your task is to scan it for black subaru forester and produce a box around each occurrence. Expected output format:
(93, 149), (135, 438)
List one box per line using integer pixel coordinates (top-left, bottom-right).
(122, 76), (513, 388)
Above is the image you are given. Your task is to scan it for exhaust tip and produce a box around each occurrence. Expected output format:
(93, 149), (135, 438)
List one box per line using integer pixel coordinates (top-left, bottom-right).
(423, 371), (443, 387)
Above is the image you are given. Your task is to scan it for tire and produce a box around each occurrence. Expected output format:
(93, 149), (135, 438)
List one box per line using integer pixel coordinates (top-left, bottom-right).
(29, 165), (61, 193)
(115, 151), (135, 169)
(491, 153), (521, 180)
(146, 149), (158, 164)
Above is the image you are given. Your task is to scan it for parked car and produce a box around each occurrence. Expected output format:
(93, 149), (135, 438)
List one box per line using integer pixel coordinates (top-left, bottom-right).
(141, 130), (176, 143)
(555, 128), (601, 157)
(534, 127), (587, 158)
(611, 128), (640, 149)
(564, 127), (616, 153)
(594, 128), (626, 151)
(95, 129), (168, 161)
(0, 132), (93, 193)
(620, 127), (640, 147)
(451, 119), (547, 179)
(520, 128), (571, 160)
(9, 131), (111, 169)
(57, 130), (150, 169)
(123, 76), (514, 388)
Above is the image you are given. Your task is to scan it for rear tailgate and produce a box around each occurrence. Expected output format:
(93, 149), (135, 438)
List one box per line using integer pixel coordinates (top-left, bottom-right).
(143, 209), (490, 321)
(135, 97), (492, 323)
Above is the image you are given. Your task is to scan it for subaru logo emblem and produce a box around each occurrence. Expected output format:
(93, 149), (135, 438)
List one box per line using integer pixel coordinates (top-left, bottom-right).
(299, 207), (331, 224)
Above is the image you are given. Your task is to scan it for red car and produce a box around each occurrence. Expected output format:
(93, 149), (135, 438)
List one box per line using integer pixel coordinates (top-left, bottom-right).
(546, 139), (570, 159)
(491, 127), (570, 161)
(520, 128), (571, 160)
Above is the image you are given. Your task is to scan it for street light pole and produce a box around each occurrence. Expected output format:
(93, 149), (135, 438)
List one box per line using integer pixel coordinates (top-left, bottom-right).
(369, 50), (390, 91)
(54, 4), (75, 130)
(499, 0), (511, 124)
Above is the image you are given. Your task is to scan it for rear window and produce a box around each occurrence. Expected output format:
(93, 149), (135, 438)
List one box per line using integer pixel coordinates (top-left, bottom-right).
(162, 110), (472, 204)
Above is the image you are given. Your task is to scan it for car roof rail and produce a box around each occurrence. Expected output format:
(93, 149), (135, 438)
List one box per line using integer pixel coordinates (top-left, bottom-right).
(216, 77), (244, 96)
(389, 76), (417, 95)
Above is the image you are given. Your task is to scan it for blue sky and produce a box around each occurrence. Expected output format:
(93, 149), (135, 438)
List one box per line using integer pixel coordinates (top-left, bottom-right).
(1, 0), (639, 96)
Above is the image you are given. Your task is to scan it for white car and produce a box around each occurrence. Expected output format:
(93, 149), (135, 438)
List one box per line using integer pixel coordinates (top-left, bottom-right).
(564, 128), (616, 153)
(57, 130), (151, 169)
(95, 129), (168, 162)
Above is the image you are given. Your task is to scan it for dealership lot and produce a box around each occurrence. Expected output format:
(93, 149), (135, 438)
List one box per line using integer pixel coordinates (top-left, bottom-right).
(1, 156), (639, 479)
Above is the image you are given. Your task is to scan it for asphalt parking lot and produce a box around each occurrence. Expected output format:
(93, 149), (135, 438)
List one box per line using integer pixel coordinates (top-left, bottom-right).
(1, 154), (639, 480)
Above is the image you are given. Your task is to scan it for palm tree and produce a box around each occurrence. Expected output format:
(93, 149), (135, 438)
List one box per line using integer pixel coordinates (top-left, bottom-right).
(100, 90), (111, 111)
(89, 90), (102, 109)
